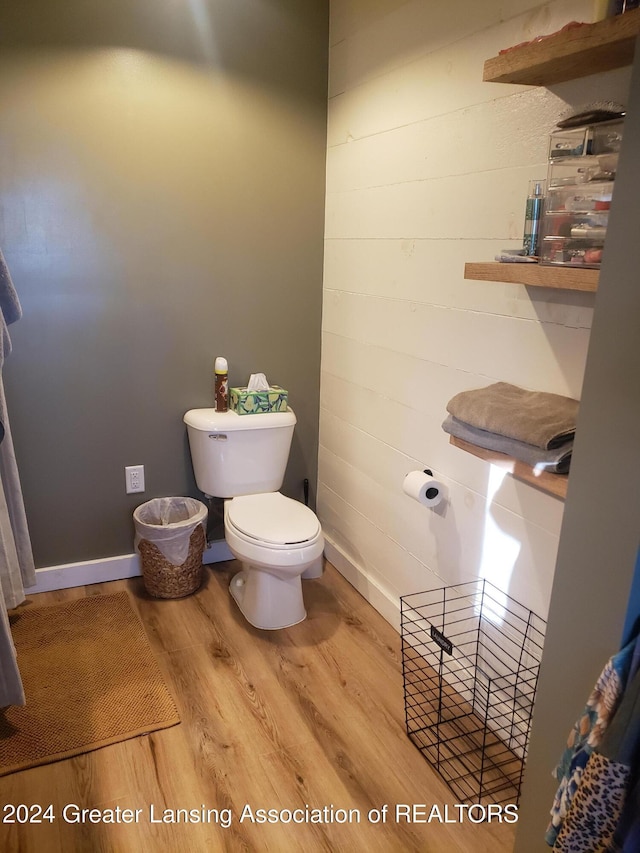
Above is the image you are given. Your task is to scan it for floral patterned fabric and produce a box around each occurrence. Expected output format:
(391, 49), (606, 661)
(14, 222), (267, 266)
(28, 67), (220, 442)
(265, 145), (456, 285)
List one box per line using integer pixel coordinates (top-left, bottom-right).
(545, 638), (637, 847)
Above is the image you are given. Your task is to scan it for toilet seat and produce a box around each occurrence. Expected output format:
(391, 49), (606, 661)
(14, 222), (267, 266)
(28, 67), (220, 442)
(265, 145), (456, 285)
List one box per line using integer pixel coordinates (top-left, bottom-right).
(226, 493), (320, 547)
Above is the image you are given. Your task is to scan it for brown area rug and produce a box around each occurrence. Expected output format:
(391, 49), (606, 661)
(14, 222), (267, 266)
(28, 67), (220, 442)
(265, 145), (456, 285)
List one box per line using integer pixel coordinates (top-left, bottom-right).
(0, 592), (179, 776)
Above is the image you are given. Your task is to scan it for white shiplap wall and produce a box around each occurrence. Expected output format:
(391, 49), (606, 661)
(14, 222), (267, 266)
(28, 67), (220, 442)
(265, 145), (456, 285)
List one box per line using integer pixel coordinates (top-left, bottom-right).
(319, 0), (631, 629)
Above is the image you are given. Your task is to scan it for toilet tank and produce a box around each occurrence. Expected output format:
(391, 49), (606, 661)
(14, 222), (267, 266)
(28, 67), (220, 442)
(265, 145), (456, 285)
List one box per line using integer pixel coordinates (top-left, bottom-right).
(183, 408), (296, 498)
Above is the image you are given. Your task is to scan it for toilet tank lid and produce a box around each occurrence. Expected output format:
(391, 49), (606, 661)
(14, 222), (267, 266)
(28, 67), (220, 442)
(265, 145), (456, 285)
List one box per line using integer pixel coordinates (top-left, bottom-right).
(183, 408), (296, 432)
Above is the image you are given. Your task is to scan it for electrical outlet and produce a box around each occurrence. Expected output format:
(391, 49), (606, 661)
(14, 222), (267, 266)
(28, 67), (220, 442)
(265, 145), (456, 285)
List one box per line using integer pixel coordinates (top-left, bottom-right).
(125, 465), (145, 494)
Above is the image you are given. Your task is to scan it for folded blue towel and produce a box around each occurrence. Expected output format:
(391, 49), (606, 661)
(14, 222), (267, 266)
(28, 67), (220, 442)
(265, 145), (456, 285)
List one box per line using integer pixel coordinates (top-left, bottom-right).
(442, 414), (572, 474)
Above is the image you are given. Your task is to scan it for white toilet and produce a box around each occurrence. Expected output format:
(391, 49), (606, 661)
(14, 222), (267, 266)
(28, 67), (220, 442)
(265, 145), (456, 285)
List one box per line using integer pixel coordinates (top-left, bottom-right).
(183, 408), (324, 630)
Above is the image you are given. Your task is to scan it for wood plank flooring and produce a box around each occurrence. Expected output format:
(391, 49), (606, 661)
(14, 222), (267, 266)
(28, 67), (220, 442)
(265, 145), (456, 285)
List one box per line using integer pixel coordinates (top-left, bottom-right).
(0, 561), (517, 852)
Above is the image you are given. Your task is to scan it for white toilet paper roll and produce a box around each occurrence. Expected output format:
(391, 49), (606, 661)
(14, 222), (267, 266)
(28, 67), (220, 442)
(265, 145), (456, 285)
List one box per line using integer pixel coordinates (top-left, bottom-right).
(402, 470), (444, 508)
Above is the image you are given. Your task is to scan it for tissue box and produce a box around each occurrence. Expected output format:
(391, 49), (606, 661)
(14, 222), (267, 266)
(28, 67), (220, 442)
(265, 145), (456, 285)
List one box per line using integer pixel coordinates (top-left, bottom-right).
(229, 385), (288, 415)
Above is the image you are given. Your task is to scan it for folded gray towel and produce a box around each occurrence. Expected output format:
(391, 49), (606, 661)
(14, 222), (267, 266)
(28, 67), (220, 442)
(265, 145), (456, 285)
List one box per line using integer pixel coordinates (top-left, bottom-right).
(443, 415), (572, 474)
(446, 382), (579, 450)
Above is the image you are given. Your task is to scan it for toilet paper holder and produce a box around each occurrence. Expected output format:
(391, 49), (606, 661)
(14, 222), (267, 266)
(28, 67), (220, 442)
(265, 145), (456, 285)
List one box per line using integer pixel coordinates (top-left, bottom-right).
(402, 468), (445, 508)
(422, 469), (440, 501)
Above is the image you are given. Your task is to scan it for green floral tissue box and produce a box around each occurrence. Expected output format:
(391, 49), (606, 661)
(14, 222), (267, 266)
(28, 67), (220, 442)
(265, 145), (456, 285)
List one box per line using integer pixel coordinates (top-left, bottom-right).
(229, 385), (288, 415)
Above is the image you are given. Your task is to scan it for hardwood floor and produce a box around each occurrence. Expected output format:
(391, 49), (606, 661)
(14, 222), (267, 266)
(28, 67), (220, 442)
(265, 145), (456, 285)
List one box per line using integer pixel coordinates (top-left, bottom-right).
(0, 561), (517, 852)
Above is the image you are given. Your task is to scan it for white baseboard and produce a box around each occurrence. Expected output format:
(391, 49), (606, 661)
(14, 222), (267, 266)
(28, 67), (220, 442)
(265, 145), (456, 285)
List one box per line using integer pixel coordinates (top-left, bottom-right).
(29, 553), (142, 594)
(29, 539), (235, 594)
(29, 535), (399, 640)
(323, 536), (401, 633)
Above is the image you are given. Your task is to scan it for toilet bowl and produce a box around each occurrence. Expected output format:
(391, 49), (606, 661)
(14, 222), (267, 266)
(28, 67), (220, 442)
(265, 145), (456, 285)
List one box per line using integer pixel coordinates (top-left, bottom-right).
(224, 493), (324, 629)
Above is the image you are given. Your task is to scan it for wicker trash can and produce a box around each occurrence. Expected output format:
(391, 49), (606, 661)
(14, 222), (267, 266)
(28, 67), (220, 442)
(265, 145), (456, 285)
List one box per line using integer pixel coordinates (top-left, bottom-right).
(133, 497), (208, 599)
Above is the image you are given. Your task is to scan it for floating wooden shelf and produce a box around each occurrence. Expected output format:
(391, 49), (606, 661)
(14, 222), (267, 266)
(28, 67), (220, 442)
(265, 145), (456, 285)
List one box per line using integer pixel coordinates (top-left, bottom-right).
(464, 262), (598, 292)
(449, 436), (568, 499)
(483, 8), (640, 86)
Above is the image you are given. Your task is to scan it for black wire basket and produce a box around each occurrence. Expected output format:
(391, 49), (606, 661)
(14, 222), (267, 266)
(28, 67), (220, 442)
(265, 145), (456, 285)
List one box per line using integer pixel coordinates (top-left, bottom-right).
(401, 579), (546, 805)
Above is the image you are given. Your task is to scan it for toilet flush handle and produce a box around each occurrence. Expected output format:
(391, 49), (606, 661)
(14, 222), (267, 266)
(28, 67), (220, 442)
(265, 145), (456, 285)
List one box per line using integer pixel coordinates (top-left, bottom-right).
(208, 434), (228, 440)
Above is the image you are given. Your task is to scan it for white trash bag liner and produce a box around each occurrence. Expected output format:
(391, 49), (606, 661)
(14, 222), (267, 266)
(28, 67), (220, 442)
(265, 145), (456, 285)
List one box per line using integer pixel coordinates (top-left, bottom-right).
(133, 497), (208, 566)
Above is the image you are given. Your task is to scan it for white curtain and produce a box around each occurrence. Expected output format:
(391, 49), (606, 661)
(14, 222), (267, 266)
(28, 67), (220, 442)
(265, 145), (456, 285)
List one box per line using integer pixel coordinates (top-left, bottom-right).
(0, 250), (36, 707)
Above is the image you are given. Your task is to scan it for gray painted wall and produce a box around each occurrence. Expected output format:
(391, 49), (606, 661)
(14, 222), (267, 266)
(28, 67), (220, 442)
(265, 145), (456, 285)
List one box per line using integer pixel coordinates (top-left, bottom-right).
(0, 0), (329, 567)
(515, 41), (640, 853)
